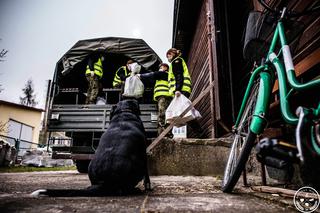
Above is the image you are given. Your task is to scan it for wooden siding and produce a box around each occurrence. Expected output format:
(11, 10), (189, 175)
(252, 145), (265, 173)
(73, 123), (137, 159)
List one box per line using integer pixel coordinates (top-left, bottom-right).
(172, 0), (320, 138)
(188, 0), (216, 138)
(252, 0), (320, 92)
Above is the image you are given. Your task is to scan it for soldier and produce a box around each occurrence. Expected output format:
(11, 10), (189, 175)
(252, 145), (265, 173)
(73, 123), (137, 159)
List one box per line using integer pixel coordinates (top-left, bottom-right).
(85, 54), (104, 104)
(138, 63), (172, 135)
(113, 59), (134, 88)
(166, 48), (205, 138)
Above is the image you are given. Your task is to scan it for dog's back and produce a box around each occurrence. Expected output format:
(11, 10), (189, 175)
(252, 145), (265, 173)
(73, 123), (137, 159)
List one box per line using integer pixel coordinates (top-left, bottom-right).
(31, 99), (150, 197)
(88, 99), (148, 190)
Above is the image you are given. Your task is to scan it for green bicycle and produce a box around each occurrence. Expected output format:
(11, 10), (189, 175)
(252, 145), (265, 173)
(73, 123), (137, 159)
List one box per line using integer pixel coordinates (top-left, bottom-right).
(222, 0), (320, 193)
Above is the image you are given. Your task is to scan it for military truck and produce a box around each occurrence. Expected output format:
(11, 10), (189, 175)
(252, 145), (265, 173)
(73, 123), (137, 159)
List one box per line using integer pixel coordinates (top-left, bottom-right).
(45, 37), (161, 173)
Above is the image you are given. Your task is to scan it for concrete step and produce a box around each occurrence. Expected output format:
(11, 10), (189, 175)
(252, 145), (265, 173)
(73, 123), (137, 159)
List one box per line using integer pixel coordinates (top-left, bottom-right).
(148, 137), (232, 176)
(147, 136), (306, 188)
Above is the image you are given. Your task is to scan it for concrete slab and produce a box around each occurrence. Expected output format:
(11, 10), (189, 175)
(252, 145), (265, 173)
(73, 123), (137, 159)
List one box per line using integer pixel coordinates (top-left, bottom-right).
(148, 138), (231, 176)
(0, 171), (298, 212)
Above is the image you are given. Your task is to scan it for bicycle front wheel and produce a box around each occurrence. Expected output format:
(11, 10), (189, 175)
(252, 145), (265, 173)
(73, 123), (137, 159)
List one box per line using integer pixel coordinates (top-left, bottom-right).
(222, 82), (260, 193)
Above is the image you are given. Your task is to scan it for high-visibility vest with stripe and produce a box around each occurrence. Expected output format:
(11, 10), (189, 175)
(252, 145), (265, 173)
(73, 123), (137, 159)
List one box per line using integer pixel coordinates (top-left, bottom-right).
(113, 66), (129, 88)
(153, 78), (170, 101)
(168, 57), (192, 96)
(85, 57), (103, 78)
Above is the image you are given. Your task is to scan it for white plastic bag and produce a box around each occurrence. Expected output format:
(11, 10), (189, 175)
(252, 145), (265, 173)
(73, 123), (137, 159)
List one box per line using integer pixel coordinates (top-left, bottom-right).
(123, 74), (144, 98)
(96, 97), (106, 105)
(165, 94), (201, 126)
(129, 62), (141, 74)
(176, 108), (202, 127)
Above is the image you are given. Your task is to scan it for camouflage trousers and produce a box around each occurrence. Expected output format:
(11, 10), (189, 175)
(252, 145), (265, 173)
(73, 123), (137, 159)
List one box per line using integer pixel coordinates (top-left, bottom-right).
(157, 96), (172, 135)
(85, 75), (99, 104)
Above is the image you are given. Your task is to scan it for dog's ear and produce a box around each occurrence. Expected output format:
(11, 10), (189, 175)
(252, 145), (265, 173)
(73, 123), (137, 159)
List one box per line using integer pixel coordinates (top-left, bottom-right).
(110, 105), (117, 120)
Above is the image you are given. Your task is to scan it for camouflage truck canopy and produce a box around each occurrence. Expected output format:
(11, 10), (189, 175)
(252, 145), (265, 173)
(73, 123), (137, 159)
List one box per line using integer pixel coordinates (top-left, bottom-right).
(53, 37), (163, 90)
(56, 37), (162, 76)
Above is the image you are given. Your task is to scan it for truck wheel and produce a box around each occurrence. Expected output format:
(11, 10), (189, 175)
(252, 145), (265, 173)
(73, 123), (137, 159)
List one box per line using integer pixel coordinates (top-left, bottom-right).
(76, 160), (90, 173)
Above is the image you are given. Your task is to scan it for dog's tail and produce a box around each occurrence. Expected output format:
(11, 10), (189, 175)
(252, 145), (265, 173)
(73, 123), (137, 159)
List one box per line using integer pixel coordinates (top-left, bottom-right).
(30, 185), (107, 197)
(30, 185), (143, 197)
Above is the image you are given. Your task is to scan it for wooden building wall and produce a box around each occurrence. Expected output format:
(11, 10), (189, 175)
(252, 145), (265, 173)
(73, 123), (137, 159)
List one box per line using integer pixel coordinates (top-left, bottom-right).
(253, 0), (320, 93)
(188, 0), (216, 138)
(172, 0), (320, 138)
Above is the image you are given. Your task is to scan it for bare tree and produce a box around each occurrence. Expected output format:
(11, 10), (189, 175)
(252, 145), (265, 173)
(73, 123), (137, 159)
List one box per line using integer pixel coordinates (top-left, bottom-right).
(20, 79), (38, 107)
(0, 39), (7, 133)
(0, 39), (8, 92)
(0, 73), (3, 93)
(0, 38), (8, 62)
(0, 121), (8, 135)
(0, 49), (8, 62)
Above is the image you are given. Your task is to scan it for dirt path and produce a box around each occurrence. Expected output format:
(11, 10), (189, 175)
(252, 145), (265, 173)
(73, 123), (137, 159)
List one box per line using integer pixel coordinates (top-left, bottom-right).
(0, 171), (296, 212)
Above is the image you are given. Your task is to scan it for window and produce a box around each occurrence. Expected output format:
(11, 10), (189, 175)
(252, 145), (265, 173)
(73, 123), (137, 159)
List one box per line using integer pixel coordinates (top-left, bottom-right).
(8, 119), (34, 156)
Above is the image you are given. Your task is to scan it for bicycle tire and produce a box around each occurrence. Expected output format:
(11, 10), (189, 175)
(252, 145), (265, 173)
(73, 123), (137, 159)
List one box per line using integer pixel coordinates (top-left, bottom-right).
(221, 82), (260, 193)
(299, 124), (320, 189)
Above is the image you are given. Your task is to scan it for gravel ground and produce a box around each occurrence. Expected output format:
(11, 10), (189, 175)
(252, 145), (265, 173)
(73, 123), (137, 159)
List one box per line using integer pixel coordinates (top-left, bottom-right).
(0, 171), (297, 212)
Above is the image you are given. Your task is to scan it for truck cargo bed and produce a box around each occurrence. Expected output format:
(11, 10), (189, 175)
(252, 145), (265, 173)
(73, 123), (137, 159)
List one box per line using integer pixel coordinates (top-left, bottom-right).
(48, 104), (158, 134)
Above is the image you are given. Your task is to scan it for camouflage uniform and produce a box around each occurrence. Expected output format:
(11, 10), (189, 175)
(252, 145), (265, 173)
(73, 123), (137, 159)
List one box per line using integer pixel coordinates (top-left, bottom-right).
(85, 75), (99, 104)
(157, 96), (172, 135)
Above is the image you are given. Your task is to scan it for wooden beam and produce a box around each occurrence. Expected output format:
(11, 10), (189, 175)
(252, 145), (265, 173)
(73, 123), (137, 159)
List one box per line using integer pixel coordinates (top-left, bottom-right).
(272, 47), (320, 92)
(207, 0), (217, 138)
(251, 186), (319, 199)
(146, 82), (215, 154)
(295, 47), (320, 76)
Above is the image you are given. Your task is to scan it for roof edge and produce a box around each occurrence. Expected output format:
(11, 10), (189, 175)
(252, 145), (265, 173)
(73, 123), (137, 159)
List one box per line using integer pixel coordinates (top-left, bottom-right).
(0, 100), (44, 112)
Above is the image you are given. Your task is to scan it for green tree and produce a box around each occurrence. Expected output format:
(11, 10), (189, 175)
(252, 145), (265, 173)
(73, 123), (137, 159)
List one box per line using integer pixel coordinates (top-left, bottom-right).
(20, 79), (38, 107)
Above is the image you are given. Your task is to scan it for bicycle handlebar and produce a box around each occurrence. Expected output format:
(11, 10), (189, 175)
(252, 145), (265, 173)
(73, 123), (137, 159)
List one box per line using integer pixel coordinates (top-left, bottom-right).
(258, 0), (320, 17)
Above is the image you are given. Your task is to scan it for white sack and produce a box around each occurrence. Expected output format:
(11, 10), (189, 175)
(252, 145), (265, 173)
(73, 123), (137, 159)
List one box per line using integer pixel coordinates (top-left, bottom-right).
(165, 94), (201, 126)
(123, 75), (144, 98)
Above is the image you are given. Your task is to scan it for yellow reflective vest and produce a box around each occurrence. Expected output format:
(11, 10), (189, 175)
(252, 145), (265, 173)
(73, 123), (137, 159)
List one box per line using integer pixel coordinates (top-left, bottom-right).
(85, 57), (103, 78)
(113, 66), (130, 88)
(168, 57), (192, 96)
(153, 79), (170, 101)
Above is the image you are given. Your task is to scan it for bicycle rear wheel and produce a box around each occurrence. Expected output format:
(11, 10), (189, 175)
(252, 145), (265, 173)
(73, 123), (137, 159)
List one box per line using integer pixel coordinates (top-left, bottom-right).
(300, 123), (320, 189)
(222, 82), (260, 193)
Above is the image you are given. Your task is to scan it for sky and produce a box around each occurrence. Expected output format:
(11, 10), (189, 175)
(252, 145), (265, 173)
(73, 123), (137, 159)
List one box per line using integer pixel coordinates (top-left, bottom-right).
(0, 0), (174, 109)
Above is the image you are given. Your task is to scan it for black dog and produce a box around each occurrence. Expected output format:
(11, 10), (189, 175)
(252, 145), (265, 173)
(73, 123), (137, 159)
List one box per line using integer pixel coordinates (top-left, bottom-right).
(31, 99), (150, 197)
(88, 99), (151, 192)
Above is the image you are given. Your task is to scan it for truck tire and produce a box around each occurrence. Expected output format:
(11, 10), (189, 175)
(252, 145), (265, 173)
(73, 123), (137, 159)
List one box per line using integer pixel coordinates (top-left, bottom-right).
(76, 160), (90, 173)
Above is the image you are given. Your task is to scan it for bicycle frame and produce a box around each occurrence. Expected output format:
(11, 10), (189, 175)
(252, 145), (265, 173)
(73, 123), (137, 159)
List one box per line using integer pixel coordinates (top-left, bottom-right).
(235, 17), (320, 134)
(222, 4), (320, 194)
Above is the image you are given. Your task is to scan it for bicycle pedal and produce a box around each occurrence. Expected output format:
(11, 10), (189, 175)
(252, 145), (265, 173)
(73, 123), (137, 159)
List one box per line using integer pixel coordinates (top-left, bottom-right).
(256, 138), (298, 163)
(262, 156), (291, 169)
(265, 161), (294, 182)
(256, 138), (296, 182)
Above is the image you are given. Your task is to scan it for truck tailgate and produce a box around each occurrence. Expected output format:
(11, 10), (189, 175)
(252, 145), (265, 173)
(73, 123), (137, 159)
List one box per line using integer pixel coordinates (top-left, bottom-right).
(48, 104), (158, 133)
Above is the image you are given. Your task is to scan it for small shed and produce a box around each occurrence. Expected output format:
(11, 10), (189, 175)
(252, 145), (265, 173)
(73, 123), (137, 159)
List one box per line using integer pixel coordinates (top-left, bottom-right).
(0, 100), (43, 147)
